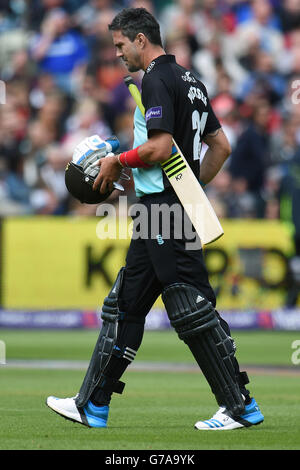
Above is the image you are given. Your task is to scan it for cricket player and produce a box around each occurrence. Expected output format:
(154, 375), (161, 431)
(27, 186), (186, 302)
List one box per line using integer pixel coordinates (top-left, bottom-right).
(47, 8), (264, 430)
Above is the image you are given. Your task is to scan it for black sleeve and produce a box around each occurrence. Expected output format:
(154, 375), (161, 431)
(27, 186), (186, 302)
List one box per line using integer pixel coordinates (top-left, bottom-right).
(141, 72), (175, 136)
(202, 99), (221, 137)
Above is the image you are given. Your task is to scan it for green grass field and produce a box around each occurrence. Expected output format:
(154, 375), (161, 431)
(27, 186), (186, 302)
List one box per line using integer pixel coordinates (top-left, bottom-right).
(0, 329), (300, 450)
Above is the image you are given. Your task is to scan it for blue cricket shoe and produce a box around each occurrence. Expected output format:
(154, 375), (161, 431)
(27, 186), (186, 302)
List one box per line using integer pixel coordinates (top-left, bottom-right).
(194, 398), (264, 430)
(46, 395), (109, 428)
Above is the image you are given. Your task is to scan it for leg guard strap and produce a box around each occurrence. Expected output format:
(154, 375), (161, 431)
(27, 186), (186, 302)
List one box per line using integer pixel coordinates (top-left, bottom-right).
(97, 375), (125, 394)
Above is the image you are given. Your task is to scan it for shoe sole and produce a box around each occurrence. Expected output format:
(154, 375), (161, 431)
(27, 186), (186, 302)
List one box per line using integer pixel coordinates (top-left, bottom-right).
(46, 399), (92, 428)
(194, 419), (264, 431)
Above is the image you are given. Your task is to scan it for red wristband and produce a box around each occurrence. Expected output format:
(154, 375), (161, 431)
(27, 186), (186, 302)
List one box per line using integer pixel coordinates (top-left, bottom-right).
(119, 146), (151, 168)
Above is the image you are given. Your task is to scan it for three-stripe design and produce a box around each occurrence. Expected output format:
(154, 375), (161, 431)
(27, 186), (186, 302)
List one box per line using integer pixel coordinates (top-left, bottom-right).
(202, 419), (224, 429)
(113, 345), (137, 362)
(161, 152), (187, 179)
(122, 347), (136, 362)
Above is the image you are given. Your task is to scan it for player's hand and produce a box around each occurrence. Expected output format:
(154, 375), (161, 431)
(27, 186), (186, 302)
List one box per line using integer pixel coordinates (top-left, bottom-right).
(93, 153), (122, 194)
(72, 135), (108, 170)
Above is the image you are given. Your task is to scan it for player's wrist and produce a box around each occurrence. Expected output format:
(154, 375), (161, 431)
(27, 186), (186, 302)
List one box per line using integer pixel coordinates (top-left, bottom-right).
(116, 154), (124, 167)
(119, 146), (151, 169)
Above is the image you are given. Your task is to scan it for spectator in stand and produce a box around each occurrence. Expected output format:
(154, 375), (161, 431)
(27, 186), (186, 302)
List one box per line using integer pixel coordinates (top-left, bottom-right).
(22, 119), (56, 213)
(0, 92), (31, 215)
(192, 33), (224, 96)
(61, 97), (112, 162)
(277, 0), (300, 33)
(0, 3), (30, 82)
(265, 115), (299, 222)
(229, 99), (272, 217)
(211, 90), (240, 151)
(0, 0), (298, 220)
(29, 73), (59, 111)
(22, 118), (72, 215)
(37, 90), (68, 140)
(230, 0), (284, 66)
(270, 115), (299, 169)
(236, 47), (286, 106)
(207, 170), (258, 219)
(83, 8), (128, 128)
(165, 32), (194, 70)
(30, 8), (89, 94)
(26, 0), (87, 31)
(71, 0), (117, 34)
(278, 27), (300, 79)
(159, 0), (202, 52)
(192, 30), (248, 98)
(35, 143), (70, 214)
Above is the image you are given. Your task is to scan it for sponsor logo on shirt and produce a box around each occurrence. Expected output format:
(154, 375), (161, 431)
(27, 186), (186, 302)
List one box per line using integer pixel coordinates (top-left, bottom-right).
(145, 106), (162, 121)
(181, 71), (197, 83)
(146, 61), (156, 73)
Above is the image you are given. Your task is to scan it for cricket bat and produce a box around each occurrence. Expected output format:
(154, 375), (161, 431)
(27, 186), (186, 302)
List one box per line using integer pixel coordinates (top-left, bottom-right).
(124, 75), (224, 246)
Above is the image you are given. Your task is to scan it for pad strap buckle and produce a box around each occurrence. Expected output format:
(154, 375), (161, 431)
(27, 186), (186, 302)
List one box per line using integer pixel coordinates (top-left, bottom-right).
(98, 375), (125, 394)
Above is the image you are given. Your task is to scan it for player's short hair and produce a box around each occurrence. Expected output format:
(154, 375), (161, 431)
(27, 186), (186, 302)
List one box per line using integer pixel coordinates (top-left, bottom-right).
(108, 8), (163, 47)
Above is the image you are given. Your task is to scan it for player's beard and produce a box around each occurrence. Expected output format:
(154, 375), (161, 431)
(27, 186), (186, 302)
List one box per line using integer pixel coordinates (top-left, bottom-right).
(127, 63), (140, 72)
(123, 51), (141, 73)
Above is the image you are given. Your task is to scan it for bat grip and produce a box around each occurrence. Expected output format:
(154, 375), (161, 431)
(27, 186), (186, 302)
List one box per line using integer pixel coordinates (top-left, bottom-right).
(124, 76), (145, 115)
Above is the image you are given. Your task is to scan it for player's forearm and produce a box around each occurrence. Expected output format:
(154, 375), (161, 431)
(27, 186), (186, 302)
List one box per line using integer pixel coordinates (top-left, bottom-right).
(117, 145), (165, 168)
(138, 139), (172, 164)
(200, 146), (230, 184)
(200, 128), (231, 184)
(118, 132), (173, 167)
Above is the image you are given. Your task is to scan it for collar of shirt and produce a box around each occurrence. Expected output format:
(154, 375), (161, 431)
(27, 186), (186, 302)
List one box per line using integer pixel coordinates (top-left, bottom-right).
(145, 54), (176, 74)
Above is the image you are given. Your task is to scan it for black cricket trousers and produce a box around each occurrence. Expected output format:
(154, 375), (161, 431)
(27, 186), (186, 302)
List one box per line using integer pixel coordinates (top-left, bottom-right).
(91, 188), (249, 406)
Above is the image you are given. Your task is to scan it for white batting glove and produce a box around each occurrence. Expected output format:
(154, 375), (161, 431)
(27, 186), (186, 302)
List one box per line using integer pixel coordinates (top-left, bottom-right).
(72, 135), (109, 171)
(72, 135), (124, 192)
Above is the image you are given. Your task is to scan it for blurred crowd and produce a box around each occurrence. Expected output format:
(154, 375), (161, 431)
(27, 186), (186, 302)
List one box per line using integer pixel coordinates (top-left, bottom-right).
(0, 0), (300, 246)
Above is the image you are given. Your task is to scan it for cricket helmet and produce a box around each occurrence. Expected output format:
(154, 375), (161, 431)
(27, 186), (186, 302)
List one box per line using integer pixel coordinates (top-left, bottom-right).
(65, 161), (112, 204)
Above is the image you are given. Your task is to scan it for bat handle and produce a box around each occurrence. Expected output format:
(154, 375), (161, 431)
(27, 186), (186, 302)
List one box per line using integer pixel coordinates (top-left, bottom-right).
(124, 75), (134, 87)
(124, 76), (145, 115)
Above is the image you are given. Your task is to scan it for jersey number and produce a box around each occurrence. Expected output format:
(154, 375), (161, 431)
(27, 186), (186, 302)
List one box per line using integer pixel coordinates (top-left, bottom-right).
(192, 110), (208, 160)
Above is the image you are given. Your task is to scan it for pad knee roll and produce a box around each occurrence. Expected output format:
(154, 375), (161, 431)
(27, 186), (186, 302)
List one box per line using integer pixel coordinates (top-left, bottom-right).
(162, 284), (218, 339)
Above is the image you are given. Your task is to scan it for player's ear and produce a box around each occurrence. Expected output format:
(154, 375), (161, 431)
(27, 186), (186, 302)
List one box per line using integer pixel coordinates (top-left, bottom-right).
(135, 33), (147, 49)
